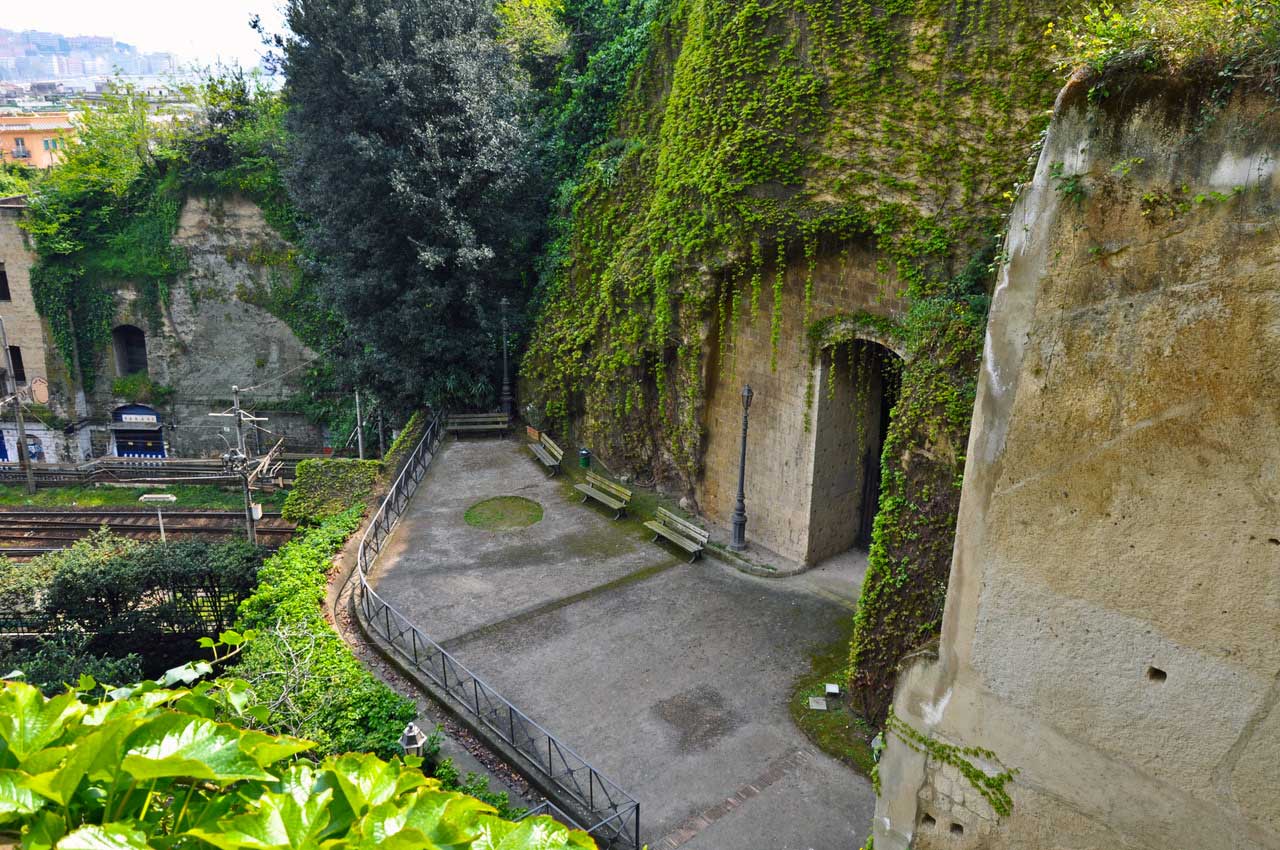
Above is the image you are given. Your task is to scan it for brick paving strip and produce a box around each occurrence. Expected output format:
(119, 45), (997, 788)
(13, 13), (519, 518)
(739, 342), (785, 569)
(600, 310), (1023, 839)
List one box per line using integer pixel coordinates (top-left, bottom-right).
(652, 748), (817, 850)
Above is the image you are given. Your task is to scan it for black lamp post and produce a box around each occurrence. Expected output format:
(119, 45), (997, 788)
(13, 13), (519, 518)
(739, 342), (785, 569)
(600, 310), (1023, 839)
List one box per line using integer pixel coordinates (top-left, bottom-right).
(730, 384), (753, 551)
(499, 297), (513, 417)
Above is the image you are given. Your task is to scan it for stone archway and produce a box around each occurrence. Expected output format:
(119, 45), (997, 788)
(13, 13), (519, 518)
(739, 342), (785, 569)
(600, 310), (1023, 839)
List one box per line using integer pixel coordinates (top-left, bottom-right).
(805, 336), (903, 564)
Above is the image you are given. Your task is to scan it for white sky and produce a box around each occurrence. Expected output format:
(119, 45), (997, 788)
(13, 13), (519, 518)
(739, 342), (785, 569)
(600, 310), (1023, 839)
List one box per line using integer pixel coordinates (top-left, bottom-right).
(4, 0), (288, 69)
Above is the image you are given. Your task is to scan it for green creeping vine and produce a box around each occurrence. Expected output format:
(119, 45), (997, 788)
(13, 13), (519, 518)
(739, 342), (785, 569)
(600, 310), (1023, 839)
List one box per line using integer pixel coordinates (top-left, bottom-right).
(802, 311), (906, 433)
(523, 0), (1064, 484)
(884, 708), (1018, 817)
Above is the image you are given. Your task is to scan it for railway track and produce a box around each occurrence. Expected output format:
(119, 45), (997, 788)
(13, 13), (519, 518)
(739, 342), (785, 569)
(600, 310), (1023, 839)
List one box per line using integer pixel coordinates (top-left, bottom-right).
(0, 508), (296, 557)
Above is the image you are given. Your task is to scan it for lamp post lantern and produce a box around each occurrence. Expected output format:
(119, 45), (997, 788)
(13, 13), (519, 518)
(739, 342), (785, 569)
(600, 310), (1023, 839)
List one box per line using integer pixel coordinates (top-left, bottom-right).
(499, 297), (513, 417)
(729, 385), (753, 551)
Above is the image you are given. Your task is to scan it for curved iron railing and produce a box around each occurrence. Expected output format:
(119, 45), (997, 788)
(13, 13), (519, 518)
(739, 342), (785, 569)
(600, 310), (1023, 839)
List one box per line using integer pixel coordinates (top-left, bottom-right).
(354, 411), (641, 849)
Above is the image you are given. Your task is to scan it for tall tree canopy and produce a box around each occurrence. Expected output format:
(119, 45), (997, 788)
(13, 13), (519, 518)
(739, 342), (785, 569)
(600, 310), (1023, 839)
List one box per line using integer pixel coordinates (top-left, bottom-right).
(277, 0), (540, 412)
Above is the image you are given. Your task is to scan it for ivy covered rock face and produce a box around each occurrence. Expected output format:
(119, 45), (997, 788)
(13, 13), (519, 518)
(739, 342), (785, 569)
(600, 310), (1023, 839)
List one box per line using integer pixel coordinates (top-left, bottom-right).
(524, 0), (1072, 482)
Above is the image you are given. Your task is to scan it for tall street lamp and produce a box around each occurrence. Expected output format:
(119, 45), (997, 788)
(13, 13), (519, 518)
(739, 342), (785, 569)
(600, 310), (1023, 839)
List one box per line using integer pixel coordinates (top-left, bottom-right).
(139, 492), (177, 543)
(499, 297), (513, 417)
(730, 385), (753, 551)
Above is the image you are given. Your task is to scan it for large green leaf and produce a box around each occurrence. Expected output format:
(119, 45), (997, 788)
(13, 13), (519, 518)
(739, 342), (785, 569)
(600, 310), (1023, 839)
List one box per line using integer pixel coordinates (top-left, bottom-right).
(329, 753), (426, 814)
(21, 809), (67, 850)
(56, 823), (152, 850)
(22, 719), (135, 806)
(0, 768), (46, 824)
(472, 816), (596, 850)
(392, 787), (493, 850)
(184, 787), (334, 850)
(122, 714), (275, 784)
(236, 730), (313, 769)
(0, 683), (86, 764)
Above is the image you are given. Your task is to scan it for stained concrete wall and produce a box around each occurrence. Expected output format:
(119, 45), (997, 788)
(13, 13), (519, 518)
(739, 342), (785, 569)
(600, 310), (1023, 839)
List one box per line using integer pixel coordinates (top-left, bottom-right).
(873, 80), (1280, 850)
(0, 202), (54, 396)
(698, 240), (906, 564)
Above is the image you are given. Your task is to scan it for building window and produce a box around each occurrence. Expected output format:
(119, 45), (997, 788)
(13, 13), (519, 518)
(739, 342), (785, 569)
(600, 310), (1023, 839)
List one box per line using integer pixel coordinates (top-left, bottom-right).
(0, 263), (9, 301)
(7, 346), (25, 385)
(112, 325), (148, 376)
(42, 139), (49, 151)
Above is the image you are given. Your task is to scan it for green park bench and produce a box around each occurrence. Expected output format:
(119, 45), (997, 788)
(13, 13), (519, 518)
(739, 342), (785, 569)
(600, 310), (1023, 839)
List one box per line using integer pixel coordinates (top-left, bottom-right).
(446, 413), (510, 437)
(645, 507), (710, 562)
(575, 470), (632, 520)
(528, 433), (564, 474)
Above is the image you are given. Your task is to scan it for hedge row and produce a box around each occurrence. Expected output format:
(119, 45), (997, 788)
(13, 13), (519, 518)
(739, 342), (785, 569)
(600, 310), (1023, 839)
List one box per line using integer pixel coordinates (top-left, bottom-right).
(233, 506), (416, 757)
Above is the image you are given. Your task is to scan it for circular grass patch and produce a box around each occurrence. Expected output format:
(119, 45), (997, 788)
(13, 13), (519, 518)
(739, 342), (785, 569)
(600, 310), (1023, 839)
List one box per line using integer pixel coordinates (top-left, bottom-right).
(464, 496), (544, 531)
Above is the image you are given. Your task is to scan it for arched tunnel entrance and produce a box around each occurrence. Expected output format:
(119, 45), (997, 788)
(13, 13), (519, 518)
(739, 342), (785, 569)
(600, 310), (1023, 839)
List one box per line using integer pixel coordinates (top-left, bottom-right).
(805, 338), (903, 564)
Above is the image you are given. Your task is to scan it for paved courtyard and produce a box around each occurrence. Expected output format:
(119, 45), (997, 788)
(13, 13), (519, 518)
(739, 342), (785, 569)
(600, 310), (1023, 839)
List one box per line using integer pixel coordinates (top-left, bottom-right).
(370, 438), (875, 849)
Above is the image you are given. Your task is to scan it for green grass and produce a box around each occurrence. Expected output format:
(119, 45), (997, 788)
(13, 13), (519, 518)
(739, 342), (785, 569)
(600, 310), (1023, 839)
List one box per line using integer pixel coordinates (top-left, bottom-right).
(789, 616), (878, 778)
(463, 496), (544, 531)
(0, 484), (288, 511)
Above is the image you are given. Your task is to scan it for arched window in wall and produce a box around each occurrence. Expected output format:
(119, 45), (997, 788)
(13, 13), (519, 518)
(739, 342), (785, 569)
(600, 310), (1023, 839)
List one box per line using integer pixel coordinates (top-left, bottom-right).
(112, 325), (148, 376)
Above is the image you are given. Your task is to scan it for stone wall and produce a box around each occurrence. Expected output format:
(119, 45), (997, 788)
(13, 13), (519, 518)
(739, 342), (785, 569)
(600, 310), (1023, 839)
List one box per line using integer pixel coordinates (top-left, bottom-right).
(84, 196), (325, 458)
(872, 80), (1280, 849)
(698, 239), (906, 563)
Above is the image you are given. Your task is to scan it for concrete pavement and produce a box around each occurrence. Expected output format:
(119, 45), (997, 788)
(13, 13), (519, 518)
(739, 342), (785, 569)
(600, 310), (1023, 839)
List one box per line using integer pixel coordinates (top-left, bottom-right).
(368, 437), (875, 848)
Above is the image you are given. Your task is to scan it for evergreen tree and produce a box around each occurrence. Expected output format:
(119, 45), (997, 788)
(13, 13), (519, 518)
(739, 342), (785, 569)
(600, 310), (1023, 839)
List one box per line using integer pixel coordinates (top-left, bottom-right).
(276, 0), (540, 412)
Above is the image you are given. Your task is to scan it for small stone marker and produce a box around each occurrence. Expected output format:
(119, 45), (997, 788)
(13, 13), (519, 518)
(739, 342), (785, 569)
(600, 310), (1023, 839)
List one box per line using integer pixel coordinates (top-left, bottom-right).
(824, 683), (841, 697)
(808, 696), (828, 711)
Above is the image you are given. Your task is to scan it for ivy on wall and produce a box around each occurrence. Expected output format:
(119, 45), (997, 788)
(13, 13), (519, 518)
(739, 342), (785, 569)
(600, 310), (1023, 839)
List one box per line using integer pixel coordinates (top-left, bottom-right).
(523, 0), (1070, 485)
(522, 0), (1071, 722)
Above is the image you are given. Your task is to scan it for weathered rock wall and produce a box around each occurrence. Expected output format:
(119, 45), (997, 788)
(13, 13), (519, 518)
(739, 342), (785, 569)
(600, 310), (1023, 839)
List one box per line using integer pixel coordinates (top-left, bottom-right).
(873, 80), (1280, 849)
(87, 195), (324, 457)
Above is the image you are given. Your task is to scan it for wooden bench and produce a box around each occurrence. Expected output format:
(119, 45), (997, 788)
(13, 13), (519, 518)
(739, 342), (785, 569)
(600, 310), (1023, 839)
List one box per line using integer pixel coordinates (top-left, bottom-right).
(645, 507), (710, 562)
(528, 433), (563, 474)
(446, 413), (510, 437)
(575, 470), (632, 520)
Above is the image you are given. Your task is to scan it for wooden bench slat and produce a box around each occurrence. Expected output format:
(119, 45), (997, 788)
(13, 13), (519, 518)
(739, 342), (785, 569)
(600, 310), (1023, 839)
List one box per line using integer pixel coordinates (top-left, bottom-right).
(654, 507), (710, 543)
(575, 484), (625, 510)
(447, 413), (510, 437)
(644, 520), (700, 551)
(527, 433), (564, 475)
(576, 470), (632, 519)
(647, 507), (708, 561)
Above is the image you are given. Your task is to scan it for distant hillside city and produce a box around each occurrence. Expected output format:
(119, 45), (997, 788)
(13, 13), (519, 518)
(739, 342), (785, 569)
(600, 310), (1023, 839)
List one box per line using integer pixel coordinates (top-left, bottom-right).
(0, 27), (181, 82)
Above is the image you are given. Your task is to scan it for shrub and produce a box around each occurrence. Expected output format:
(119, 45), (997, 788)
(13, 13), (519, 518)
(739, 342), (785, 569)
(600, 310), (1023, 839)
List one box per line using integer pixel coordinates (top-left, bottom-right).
(233, 508), (417, 757)
(0, 632), (143, 694)
(281, 458), (382, 524)
(0, 533), (264, 683)
(0, 672), (594, 849)
(110, 372), (175, 405)
(1061, 0), (1280, 88)
(45, 536), (261, 636)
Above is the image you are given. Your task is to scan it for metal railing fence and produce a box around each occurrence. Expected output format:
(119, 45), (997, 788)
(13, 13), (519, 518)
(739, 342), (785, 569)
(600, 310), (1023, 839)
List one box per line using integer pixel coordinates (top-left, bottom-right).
(354, 411), (641, 849)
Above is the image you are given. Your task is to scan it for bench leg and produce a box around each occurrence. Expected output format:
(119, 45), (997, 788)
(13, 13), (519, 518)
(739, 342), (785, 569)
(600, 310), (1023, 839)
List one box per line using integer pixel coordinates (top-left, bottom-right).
(651, 533), (659, 543)
(689, 551), (699, 563)
(581, 495), (589, 504)
(613, 509), (623, 521)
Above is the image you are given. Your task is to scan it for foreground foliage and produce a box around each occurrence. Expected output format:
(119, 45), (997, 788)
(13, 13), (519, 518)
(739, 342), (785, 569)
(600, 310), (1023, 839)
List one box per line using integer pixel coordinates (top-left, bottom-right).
(0, 671), (594, 849)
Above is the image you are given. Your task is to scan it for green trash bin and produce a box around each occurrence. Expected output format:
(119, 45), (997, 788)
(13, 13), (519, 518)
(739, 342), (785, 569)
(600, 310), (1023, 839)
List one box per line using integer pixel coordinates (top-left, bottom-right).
(578, 448), (591, 469)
